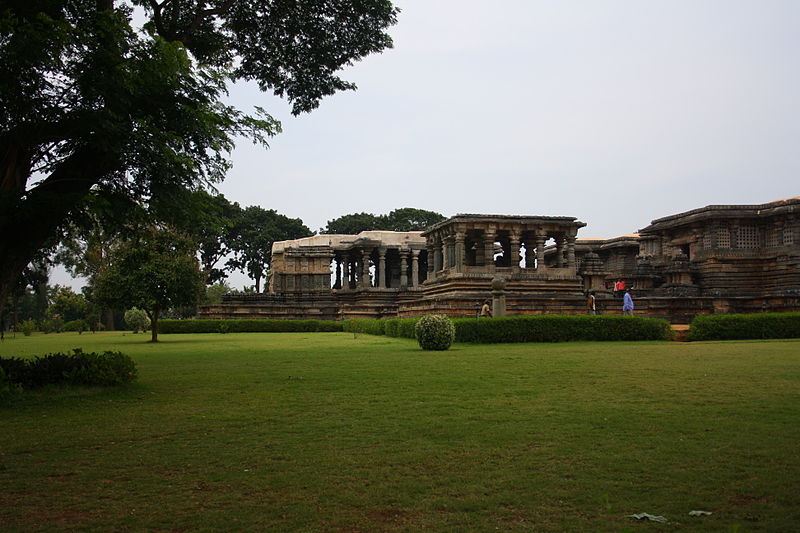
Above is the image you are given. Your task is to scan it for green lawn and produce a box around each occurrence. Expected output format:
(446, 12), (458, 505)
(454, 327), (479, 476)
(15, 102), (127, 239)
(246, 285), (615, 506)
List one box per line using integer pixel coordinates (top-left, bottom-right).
(1, 332), (799, 532)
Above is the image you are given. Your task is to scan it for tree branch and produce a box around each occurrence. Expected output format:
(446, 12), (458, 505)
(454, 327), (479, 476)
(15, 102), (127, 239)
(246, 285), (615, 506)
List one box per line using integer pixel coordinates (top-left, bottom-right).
(177, 0), (236, 46)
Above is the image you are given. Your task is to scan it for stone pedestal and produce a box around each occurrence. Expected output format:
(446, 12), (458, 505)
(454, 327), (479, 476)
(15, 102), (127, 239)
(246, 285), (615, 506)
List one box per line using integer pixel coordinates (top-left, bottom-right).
(491, 277), (507, 317)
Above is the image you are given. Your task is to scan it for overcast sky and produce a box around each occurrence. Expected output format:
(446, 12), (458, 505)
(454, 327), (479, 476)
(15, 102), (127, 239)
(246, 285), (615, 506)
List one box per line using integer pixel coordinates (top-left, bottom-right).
(55, 0), (800, 289)
(219, 0), (799, 240)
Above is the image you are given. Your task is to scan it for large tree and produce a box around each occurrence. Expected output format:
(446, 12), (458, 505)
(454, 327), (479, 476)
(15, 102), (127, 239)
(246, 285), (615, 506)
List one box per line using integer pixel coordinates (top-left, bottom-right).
(93, 226), (203, 342)
(321, 208), (445, 234)
(226, 206), (312, 293)
(0, 0), (398, 319)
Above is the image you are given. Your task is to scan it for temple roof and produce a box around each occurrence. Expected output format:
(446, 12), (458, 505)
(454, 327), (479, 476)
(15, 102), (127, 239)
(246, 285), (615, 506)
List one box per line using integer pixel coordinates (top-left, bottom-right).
(641, 197), (800, 232)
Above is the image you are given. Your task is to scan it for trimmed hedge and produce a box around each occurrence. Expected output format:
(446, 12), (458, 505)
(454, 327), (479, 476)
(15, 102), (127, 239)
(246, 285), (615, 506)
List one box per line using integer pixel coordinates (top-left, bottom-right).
(346, 315), (673, 343)
(159, 319), (344, 334)
(341, 319), (386, 336)
(0, 349), (137, 389)
(688, 312), (800, 341)
(454, 315), (673, 343)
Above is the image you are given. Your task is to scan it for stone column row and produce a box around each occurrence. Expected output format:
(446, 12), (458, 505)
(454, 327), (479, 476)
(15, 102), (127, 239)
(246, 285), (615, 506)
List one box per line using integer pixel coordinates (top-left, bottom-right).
(334, 248), (424, 289)
(425, 228), (580, 276)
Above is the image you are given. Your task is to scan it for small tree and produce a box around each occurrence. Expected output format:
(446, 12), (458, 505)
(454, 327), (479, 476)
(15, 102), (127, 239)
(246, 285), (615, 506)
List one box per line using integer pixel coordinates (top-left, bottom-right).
(94, 227), (203, 342)
(124, 308), (151, 334)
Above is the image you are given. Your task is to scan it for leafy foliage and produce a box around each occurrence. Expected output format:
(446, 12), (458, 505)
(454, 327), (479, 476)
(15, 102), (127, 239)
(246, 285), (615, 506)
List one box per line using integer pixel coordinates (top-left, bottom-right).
(453, 315), (673, 343)
(94, 227), (203, 341)
(321, 208), (445, 234)
(124, 307), (151, 334)
(0, 0), (398, 319)
(19, 319), (36, 336)
(0, 349), (137, 389)
(415, 314), (456, 351)
(225, 206), (312, 292)
(688, 312), (800, 341)
(48, 286), (88, 323)
(0, 366), (23, 405)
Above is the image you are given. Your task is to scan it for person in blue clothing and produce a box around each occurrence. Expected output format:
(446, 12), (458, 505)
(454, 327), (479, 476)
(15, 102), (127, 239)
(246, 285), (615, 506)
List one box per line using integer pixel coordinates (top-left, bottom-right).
(622, 288), (634, 315)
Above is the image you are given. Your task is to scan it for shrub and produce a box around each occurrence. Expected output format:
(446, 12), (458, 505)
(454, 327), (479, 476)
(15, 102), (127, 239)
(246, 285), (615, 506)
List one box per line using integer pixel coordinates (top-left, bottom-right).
(688, 312), (800, 341)
(124, 308), (151, 333)
(159, 319), (344, 334)
(415, 314), (456, 351)
(40, 317), (64, 334)
(339, 315), (673, 343)
(19, 319), (36, 336)
(0, 349), (137, 389)
(24, 353), (83, 387)
(453, 315), (673, 343)
(63, 350), (138, 386)
(0, 357), (30, 386)
(62, 319), (87, 333)
(0, 366), (22, 406)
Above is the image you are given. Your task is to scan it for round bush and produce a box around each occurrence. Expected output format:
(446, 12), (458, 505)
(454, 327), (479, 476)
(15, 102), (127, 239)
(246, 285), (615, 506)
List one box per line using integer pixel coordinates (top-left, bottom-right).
(415, 314), (455, 351)
(124, 308), (151, 333)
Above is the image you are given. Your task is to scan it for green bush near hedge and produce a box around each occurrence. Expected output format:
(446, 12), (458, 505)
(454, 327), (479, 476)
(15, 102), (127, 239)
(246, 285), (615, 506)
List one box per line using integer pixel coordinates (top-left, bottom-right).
(688, 312), (800, 341)
(0, 348), (137, 391)
(159, 319), (344, 334)
(346, 315), (673, 343)
(415, 315), (456, 350)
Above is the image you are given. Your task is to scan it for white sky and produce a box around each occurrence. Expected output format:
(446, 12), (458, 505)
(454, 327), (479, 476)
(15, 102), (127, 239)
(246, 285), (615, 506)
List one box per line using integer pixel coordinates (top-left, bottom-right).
(55, 0), (800, 290)
(220, 0), (799, 238)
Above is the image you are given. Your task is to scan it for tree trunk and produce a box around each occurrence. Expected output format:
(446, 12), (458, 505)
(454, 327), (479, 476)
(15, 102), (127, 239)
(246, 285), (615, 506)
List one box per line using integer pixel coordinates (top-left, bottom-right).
(103, 308), (115, 331)
(150, 303), (160, 343)
(0, 142), (119, 323)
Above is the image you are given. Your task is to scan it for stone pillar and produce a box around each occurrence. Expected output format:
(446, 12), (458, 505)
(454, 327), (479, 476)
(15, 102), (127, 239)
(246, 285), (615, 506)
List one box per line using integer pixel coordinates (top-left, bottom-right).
(341, 258), (350, 289)
(555, 235), (565, 268)
(334, 256), (342, 289)
(441, 237), (449, 270)
(434, 236), (443, 271)
(378, 248), (387, 289)
(523, 235), (533, 268)
(484, 230), (496, 274)
(510, 231), (521, 272)
(534, 232), (546, 270)
(566, 233), (577, 270)
(399, 250), (409, 288)
(411, 249), (420, 287)
(730, 222), (740, 249)
(454, 232), (465, 273)
(361, 249), (371, 288)
(426, 242), (436, 280)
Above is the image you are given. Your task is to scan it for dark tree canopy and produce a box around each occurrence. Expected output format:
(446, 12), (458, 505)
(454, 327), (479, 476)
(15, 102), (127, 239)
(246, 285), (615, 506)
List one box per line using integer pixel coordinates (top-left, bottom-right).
(321, 208), (446, 234)
(0, 0), (398, 318)
(382, 208), (446, 232)
(321, 212), (381, 235)
(226, 206), (312, 293)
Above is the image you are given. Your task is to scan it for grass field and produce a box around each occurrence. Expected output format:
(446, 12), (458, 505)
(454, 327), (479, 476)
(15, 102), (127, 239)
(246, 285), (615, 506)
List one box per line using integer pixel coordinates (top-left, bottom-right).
(1, 332), (799, 532)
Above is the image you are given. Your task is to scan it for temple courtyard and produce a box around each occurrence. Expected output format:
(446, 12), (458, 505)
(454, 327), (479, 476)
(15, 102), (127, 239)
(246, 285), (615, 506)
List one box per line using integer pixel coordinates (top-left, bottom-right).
(2, 331), (798, 531)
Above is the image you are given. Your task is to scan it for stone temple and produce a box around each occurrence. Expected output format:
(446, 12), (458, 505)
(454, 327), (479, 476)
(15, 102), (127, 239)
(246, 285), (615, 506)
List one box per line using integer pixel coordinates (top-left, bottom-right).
(200, 197), (800, 323)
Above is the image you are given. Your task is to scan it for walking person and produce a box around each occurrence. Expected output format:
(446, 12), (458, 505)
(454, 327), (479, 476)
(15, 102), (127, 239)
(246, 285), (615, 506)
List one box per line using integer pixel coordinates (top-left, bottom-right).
(622, 288), (634, 315)
(480, 299), (492, 318)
